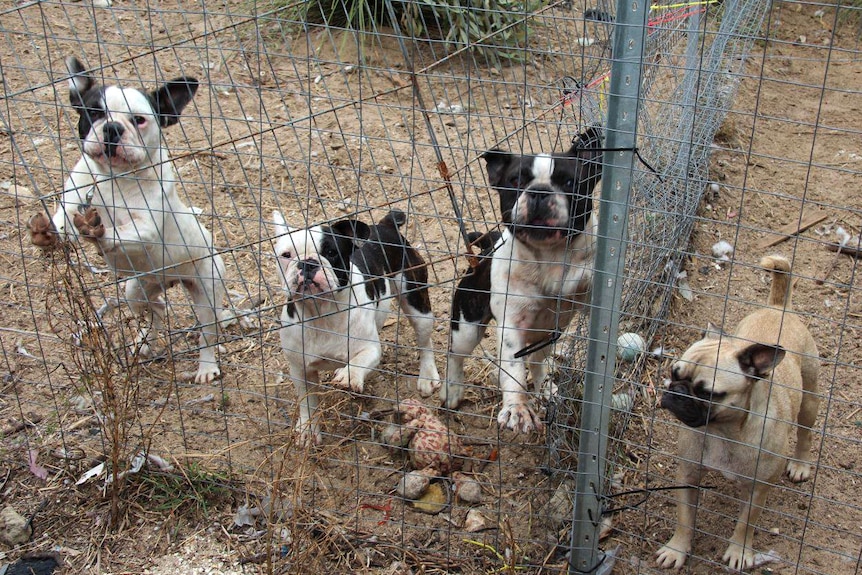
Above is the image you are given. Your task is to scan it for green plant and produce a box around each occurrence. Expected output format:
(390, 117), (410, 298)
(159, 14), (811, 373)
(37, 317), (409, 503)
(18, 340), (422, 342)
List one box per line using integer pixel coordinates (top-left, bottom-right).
(401, 0), (542, 64)
(133, 463), (232, 517)
(262, 0), (541, 64)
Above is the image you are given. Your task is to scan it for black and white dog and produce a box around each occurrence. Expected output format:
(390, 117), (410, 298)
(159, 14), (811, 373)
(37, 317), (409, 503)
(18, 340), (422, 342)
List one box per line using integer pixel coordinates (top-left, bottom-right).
(442, 127), (603, 433)
(28, 56), (226, 384)
(273, 209), (439, 445)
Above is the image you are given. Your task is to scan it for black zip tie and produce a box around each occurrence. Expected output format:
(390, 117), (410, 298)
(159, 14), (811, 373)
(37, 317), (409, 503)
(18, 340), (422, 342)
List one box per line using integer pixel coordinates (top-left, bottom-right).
(575, 143), (664, 184)
(514, 329), (562, 358)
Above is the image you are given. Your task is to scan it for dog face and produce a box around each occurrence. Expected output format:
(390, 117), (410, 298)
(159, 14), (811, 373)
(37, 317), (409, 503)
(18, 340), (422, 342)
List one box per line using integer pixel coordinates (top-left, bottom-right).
(661, 324), (787, 428)
(65, 56), (198, 169)
(272, 211), (370, 300)
(482, 127), (603, 247)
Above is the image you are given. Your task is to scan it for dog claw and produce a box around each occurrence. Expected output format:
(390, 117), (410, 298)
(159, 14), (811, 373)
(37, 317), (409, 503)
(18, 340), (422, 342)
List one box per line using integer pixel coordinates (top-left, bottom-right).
(722, 543), (755, 571)
(785, 460), (812, 483)
(416, 377), (441, 397)
(331, 368), (364, 393)
(194, 366), (221, 385)
(73, 207), (105, 240)
(293, 420), (322, 447)
(28, 213), (60, 248)
(655, 545), (688, 569)
(497, 403), (544, 433)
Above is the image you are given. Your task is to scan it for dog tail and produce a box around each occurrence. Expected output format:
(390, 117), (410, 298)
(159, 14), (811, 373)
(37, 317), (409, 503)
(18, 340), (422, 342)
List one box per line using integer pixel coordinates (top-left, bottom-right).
(379, 209), (407, 229)
(760, 255), (793, 308)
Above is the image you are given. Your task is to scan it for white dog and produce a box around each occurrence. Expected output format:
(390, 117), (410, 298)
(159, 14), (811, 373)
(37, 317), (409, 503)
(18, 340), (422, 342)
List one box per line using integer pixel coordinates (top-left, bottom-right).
(442, 127), (603, 433)
(273, 209), (439, 445)
(28, 56), (226, 384)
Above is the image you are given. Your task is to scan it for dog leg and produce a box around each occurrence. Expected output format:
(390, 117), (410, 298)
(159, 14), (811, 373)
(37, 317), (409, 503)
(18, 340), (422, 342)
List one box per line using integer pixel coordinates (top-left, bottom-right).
(331, 340), (381, 393)
(290, 366), (322, 446)
(788, 360), (820, 482)
(656, 463), (702, 569)
(497, 327), (543, 433)
(528, 347), (554, 399)
(397, 289), (440, 397)
(185, 273), (223, 384)
(442, 320), (485, 409)
(723, 480), (769, 570)
(124, 279), (166, 358)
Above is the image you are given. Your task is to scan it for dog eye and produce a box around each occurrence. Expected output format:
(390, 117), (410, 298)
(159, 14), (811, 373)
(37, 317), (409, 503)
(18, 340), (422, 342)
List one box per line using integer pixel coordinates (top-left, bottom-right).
(133, 116), (147, 126)
(565, 178), (575, 190)
(280, 250), (293, 259)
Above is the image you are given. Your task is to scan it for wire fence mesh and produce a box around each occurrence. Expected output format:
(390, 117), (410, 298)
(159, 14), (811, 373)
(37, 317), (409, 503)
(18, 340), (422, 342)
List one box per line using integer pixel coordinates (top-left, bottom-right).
(1, 0), (860, 573)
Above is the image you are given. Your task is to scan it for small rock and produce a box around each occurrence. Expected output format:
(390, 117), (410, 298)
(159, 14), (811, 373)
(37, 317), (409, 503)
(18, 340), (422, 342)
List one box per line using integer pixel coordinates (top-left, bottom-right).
(452, 472), (482, 504)
(0, 505), (32, 547)
(396, 471), (431, 500)
(464, 509), (488, 532)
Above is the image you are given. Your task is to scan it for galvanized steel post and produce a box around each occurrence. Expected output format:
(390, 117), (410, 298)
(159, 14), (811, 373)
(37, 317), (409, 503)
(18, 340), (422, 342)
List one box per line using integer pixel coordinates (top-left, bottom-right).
(569, 0), (648, 571)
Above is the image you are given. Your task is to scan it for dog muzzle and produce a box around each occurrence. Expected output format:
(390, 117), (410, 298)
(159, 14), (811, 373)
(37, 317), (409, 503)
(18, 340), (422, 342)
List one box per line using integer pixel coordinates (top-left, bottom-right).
(661, 381), (711, 428)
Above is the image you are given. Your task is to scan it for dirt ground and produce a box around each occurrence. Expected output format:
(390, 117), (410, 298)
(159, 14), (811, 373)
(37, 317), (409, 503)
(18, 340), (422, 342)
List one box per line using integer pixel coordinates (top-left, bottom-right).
(0, 1), (860, 574)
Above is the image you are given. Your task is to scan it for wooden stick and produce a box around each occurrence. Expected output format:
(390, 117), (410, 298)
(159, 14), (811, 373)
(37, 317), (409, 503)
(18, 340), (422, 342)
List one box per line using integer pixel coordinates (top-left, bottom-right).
(757, 210), (828, 250)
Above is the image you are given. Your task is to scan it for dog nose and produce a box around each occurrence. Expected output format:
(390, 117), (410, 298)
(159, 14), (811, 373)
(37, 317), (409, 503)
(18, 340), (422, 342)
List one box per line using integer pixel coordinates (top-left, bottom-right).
(102, 122), (125, 155)
(298, 258), (319, 277)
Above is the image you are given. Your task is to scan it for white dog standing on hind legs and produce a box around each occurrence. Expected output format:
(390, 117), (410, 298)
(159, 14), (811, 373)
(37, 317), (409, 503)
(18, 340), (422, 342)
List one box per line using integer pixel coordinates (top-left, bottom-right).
(272, 209), (439, 445)
(656, 255), (820, 571)
(28, 56), (227, 384)
(442, 126), (604, 434)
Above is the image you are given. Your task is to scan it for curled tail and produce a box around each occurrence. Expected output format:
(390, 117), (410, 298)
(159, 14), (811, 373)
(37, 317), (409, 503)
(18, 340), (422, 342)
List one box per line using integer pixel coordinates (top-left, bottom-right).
(379, 209), (407, 228)
(760, 255), (793, 308)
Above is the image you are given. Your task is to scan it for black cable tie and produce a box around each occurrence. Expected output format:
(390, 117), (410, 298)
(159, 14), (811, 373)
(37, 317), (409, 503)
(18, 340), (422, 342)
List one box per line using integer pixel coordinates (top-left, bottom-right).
(573, 143), (665, 184)
(514, 329), (562, 358)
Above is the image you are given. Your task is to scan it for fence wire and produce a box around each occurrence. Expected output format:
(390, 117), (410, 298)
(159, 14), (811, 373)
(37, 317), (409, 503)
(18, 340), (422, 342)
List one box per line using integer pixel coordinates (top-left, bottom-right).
(1, 0), (860, 574)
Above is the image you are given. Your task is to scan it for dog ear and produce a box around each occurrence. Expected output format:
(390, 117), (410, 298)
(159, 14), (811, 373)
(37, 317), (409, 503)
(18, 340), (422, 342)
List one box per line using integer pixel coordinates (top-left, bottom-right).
(66, 56), (96, 110)
(736, 343), (786, 377)
(331, 219), (371, 242)
(482, 149), (514, 188)
(272, 210), (289, 237)
(150, 77), (199, 127)
(703, 322), (727, 339)
(570, 126), (603, 193)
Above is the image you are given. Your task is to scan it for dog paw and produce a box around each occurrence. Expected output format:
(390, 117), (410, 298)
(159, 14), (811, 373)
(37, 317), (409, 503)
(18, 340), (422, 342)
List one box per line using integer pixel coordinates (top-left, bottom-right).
(497, 403), (544, 433)
(194, 365), (221, 385)
(331, 367), (364, 393)
(416, 376), (441, 397)
(439, 381), (464, 409)
(722, 543), (755, 571)
(655, 544), (688, 569)
(295, 422), (322, 447)
(786, 460), (812, 483)
(73, 207), (105, 240)
(27, 213), (60, 248)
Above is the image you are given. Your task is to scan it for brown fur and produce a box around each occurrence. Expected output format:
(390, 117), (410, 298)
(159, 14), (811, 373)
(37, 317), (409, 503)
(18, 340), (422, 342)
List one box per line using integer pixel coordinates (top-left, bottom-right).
(656, 255), (820, 570)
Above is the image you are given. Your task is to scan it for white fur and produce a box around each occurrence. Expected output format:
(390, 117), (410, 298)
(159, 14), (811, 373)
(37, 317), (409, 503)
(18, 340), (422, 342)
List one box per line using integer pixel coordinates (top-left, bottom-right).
(46, 85), (225, 384)
(274, 212), (439, 445)
(444, 213), (597, 433)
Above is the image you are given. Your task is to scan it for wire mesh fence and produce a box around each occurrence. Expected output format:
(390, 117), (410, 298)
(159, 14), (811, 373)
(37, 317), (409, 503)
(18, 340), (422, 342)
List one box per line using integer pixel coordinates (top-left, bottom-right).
(1, 0), (860, 573)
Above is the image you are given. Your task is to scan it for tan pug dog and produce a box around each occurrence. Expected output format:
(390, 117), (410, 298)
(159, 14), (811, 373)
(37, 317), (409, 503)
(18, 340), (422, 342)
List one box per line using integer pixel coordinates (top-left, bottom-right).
(656, 255), (819, 571)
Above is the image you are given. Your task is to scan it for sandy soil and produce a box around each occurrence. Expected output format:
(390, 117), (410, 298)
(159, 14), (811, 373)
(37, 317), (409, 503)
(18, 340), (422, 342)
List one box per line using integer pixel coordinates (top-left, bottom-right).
(0, 1), (859, 574)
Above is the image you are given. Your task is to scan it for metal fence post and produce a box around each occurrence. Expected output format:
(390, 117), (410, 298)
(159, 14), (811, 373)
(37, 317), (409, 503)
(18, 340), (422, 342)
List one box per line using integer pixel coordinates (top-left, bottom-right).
(569, 0), (649, 571)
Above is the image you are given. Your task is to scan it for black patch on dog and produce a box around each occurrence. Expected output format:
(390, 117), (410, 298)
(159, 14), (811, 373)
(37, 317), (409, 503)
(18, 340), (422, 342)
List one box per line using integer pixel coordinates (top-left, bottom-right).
(72, 87), (108, 141)
(450, 231), (500, 330)
(660, 379), (728, 428)
(353, 210), (431, 313)
(148, 78), (199, 127)
(660, 381), (711, 428)
(320, 219), (370, 291)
